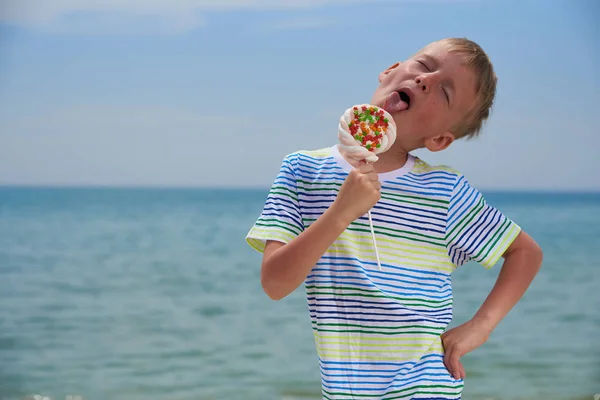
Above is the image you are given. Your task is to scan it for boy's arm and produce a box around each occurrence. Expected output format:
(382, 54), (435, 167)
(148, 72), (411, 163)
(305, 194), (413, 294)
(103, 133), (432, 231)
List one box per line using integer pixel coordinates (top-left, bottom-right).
(261, 206), (350, 300)
(260, 162), (381, 300)
(442, 230), (543, 380)
(471, 230), (543, 332)
(442, 175), (543, 380)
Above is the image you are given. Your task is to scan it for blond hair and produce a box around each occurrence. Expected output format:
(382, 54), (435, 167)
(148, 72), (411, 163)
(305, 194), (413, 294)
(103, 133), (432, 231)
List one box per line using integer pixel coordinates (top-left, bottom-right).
(418, 38), (497, 139)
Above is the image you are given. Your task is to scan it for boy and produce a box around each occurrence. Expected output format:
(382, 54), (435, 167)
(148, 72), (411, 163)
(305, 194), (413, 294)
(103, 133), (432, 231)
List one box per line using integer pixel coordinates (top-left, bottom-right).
(245, 38), (543, 399)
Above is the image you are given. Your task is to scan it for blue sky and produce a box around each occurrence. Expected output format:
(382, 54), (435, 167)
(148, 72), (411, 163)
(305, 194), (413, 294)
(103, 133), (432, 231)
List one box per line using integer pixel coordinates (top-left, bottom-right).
(0, 0), (598, 190)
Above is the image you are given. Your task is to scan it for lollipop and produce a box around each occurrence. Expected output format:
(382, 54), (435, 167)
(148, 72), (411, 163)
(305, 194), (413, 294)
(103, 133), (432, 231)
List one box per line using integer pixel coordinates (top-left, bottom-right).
(337, 104), (397, 271)
(338, 104), (397, 167)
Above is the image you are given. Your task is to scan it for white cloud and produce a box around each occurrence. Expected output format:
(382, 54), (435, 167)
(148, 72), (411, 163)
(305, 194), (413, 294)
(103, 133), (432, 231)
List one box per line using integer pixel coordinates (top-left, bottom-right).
(0, 0), (377, 34)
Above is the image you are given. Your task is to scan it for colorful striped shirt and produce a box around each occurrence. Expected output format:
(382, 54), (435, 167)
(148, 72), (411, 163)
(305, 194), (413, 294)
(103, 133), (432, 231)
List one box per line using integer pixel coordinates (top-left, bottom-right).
(246, 146), (521, 400)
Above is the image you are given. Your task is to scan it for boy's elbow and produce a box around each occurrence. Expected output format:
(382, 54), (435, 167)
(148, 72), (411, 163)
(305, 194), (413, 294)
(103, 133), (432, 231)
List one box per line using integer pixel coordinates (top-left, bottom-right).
(534, 240), (543, 258)
(532, 242), (543, 268)
(260, 265), (286, 301)
(523, 235), (544, 271)
(263, 288), (285, 301)
(260, 240), (288, 300)
(526, 233), (543, 261)
(261, 278), (286, 301)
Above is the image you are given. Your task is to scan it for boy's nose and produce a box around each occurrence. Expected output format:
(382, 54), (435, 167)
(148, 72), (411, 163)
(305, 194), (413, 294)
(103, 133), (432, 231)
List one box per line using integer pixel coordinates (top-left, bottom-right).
(415, 74), (434, 93)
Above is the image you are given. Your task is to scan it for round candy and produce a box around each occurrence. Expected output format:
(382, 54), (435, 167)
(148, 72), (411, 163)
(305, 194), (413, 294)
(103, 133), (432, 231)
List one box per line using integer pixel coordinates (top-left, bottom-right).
(338, 104), (397, 165)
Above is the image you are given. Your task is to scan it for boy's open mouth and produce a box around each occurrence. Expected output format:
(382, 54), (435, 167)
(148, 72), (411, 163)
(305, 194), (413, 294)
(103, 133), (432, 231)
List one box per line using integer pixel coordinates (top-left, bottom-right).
(398, 91), (411, 108)
(383, 89), (412, 113)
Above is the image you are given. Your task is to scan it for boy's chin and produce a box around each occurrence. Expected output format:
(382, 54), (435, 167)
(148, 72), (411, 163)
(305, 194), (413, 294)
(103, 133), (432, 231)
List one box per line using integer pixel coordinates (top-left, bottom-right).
(370, 97), (389, 111)
(389, 113), (409, 130)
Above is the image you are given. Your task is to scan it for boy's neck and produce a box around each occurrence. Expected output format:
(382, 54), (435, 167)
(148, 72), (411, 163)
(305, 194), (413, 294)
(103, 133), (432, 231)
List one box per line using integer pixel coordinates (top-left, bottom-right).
(373, 144), (410, 174)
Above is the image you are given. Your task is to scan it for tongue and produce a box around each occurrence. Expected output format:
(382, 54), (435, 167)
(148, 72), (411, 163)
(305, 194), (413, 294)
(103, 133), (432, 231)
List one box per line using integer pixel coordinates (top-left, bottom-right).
(384, 91), (408, 113)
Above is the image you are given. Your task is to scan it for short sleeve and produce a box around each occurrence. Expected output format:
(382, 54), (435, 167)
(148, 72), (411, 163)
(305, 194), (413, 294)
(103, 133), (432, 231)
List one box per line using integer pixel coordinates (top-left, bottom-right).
(245, 153), (304, 253)
(445, 175), (521, 269)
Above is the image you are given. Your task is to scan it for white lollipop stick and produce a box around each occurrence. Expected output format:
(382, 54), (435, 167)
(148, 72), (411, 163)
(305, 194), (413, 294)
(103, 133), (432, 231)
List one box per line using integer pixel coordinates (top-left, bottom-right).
(337, 105), (397, 272)
(367, 208), (381, 271)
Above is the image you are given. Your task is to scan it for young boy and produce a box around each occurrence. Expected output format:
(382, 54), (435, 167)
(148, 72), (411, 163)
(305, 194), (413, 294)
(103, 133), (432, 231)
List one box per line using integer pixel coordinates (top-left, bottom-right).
(245, 38), (543, 399)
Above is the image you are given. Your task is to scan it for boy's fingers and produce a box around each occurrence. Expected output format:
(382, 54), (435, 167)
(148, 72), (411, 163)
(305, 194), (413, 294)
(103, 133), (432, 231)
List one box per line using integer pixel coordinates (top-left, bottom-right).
(443, 351), (453, 376)
(368, 172), (379, 181)
(450, 355), (462, 380)
(458, 361), (466, 379)
(358, 163), (375, 173)
(445, 351), (461, 380)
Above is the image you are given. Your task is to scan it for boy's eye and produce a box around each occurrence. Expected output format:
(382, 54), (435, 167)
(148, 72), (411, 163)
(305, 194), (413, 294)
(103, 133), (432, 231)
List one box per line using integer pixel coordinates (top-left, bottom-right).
(442, 87), (450, 104)
(417, 60), (430, 71)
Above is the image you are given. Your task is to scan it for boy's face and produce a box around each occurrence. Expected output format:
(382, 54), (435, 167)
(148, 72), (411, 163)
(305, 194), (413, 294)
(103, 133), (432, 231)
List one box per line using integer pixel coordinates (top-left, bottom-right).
(371, 42), (479, 152)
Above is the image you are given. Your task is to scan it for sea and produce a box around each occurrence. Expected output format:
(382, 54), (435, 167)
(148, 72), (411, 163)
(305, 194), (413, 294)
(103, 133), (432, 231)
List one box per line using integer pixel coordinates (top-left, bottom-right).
(0, 187), (598, 400)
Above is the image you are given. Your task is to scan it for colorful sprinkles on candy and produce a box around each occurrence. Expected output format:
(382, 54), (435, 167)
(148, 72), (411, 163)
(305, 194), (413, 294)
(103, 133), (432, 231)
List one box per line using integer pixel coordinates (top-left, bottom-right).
(347, 106), (390, 152)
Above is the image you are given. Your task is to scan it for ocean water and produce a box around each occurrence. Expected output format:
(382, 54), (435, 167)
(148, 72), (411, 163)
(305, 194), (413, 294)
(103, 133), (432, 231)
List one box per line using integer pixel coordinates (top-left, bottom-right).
(0, 187), (598, 400)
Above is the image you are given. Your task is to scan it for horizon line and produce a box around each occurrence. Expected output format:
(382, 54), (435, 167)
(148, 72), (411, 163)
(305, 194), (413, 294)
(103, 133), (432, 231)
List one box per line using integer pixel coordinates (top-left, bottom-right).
(1, 184), (600, 195)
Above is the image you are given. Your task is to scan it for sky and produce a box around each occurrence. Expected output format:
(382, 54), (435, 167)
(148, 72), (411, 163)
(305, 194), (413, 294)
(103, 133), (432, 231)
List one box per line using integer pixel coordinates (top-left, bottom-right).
(0, 0), (598, 190)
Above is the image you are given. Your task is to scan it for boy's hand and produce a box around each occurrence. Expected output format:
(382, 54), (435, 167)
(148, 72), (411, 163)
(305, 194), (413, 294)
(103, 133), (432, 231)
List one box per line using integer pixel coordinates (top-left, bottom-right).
(332, 162), (381, 224)
(441, 318), (492, 380)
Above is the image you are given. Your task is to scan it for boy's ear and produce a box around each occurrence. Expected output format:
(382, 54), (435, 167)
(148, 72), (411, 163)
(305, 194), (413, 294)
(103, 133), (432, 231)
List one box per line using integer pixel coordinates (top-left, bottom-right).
(424, 131), (455, 152)
(379, 62), (401, 83)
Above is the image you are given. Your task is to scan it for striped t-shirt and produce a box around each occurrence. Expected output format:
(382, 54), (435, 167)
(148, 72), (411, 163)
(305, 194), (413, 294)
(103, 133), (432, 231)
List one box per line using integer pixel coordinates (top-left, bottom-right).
(246, 145), (521, 400)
